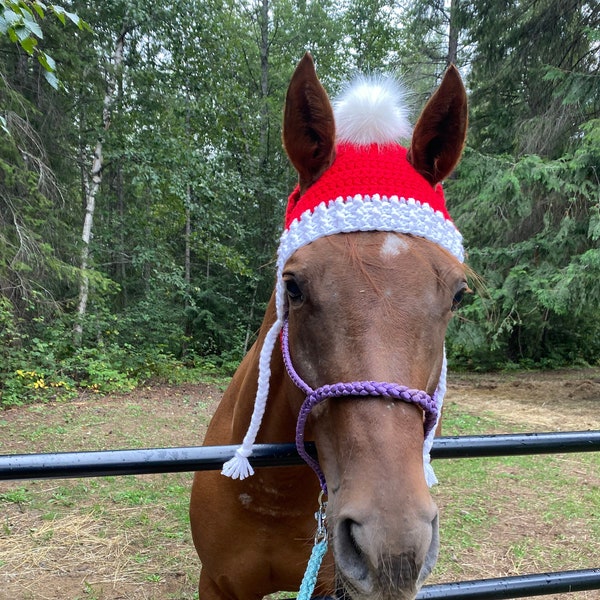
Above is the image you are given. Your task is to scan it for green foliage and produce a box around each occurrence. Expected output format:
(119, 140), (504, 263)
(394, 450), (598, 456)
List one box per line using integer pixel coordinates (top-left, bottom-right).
(0, 0), (88, 88)
(1, 0), (599, 405)
(461, 0), (599, 157)
(0, 309), (191, 407)
(447, 118), (600, 368)
(1, 367), (77, 407)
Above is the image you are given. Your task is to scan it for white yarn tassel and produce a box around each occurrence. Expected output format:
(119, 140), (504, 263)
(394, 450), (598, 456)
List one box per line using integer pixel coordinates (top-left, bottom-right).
(221, 446), (255, 479)
(222, 280), (287, 480)
(423, 350), (447, 487)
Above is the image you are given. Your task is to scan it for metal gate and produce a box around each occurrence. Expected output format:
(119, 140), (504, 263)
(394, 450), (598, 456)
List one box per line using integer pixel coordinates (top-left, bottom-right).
(2, 431), (600, 599)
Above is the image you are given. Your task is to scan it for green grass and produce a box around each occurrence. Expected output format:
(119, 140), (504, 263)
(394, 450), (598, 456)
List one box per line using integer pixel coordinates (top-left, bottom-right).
(0, 487), (33, 504)
(1, 373), (599, 598)
(428, 398), (600, 582)
(441, 402), (507, 435)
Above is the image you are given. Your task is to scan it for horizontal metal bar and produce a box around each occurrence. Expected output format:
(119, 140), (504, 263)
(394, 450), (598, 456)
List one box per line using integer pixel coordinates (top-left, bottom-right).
(1, 431), (599, 481)
(430, 430), (600, 459)
(417, 568), (600, 599)
(2, 434), (599, 598)
(0, 443), (302, 481)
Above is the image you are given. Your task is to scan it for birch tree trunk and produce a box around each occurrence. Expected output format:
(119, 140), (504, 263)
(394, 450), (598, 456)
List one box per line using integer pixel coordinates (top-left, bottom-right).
(73, 28), (127, 345)
(184, 100), (192, 291)
(259, 0), (269, 166)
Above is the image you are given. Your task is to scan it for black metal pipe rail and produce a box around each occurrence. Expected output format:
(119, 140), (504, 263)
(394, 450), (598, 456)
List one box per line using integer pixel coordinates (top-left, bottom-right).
(1, 430), (599, 481)
(417, 568), (600, 599)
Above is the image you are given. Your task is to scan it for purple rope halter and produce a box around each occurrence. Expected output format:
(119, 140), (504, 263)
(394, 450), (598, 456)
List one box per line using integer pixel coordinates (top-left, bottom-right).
(281, 318), (440, 494)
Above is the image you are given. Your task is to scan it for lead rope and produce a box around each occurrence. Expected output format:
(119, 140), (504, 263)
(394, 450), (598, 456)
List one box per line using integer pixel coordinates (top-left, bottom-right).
(298, 491), (328, 600)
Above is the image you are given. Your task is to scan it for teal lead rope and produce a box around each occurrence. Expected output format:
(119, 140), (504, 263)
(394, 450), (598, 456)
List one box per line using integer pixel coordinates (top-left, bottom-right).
(298, 491), (328, 600)
(298, 539), (328, 600)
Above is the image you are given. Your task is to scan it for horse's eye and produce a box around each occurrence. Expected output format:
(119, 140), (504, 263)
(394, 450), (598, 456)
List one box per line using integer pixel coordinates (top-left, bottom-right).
(285, 278), (303, 303)
(451, 284), (468, 312)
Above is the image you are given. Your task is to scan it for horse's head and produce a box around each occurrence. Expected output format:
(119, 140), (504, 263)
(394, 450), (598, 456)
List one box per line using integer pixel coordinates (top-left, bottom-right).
(220, 53), (467, 600)
(280, 55), (468, 600)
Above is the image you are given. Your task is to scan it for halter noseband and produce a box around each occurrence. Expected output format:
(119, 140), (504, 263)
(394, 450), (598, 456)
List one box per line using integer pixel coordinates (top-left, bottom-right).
(281, 318), (440, 494)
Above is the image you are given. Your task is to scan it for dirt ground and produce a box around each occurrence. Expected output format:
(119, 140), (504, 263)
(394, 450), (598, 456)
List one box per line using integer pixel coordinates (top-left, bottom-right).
(445, 368), (600, 432)
(0, 369), (599, 600)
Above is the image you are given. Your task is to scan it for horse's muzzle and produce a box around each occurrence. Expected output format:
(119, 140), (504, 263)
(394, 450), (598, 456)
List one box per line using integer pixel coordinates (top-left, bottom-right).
(333, 509), (439, 600)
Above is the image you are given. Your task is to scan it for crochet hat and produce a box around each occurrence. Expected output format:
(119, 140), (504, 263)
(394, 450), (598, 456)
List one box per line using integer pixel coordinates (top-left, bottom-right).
(222, 74), (464, 487)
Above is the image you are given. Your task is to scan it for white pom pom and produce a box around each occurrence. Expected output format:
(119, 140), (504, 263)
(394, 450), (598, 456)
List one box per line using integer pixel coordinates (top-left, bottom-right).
(333, 75), (412, 146)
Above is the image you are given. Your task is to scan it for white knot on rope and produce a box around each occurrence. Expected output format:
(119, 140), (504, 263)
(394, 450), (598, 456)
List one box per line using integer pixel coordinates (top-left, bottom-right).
(333, 74), (412, 146)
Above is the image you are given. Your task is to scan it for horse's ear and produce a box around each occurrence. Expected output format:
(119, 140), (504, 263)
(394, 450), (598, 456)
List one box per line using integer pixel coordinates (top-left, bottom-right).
(283, 53), (336, 192)
(407, 65), (468, 185)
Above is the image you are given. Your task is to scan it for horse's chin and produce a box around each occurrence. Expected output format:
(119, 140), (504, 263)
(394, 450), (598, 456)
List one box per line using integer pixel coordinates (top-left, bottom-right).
(336, 575), (419, 600)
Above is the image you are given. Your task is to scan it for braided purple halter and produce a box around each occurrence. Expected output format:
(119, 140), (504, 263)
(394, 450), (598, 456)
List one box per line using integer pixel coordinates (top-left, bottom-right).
(281, 318), (440, 494)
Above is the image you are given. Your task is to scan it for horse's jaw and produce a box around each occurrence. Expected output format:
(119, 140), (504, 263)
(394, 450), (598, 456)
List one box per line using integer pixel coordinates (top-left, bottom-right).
(337, 579), (418, 600)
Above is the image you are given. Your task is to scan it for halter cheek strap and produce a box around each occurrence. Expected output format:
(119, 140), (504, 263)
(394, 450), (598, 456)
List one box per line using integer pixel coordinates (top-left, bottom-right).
(281, 318), (441, 494)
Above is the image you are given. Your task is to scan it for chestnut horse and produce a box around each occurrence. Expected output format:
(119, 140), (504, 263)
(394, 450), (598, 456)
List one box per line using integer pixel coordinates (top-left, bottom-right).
(190, 54), (468, 600)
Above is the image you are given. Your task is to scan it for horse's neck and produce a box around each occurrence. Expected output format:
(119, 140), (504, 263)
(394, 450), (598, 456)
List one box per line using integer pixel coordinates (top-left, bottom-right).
(201, 295), (323, 536)
(213, 294), (302, 446)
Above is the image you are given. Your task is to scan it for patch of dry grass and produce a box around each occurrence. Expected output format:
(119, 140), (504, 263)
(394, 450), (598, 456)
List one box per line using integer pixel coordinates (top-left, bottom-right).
(0, 498), (197, 599)
(2, 511), (132, 583)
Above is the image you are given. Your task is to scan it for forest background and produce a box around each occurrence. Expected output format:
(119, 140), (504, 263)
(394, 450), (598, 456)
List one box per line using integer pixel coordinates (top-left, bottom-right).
(1, 0), (599, 407)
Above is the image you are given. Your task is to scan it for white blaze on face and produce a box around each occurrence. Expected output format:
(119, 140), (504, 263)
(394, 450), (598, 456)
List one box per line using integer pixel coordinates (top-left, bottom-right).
(380, 233), (410, 259)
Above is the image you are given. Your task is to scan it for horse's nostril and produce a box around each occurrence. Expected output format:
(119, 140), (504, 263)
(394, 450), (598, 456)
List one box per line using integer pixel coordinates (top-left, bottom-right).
(336, 518), (370, 584)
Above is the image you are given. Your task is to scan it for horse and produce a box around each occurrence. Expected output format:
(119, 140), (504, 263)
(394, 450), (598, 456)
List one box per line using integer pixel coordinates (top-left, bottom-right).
(190, 53), (468, 600)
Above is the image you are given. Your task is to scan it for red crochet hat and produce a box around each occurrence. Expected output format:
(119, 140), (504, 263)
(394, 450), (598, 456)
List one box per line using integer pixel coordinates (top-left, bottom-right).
(287, 144), (450, 225)
(279, 143), (463, 269)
